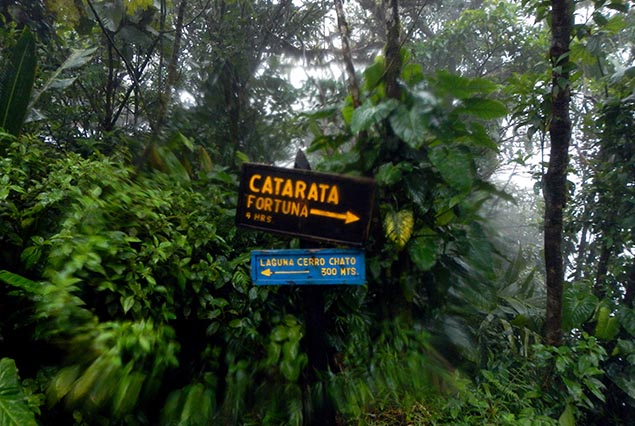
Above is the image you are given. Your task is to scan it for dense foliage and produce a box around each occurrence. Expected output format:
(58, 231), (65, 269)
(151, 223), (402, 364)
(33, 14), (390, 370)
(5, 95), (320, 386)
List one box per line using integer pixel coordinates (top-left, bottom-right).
(1, 0), (634, 425)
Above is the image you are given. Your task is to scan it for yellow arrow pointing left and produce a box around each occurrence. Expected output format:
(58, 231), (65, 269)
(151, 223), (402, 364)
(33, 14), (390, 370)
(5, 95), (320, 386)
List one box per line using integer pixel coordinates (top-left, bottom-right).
(261, 269), (309, 276)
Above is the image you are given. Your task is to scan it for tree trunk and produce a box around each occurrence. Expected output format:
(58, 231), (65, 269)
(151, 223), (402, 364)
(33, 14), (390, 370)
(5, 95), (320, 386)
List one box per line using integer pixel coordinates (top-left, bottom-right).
(544, 0), (573, 347)
(383, 0), (401, 100)
(334, 0), (360, 108)
(594, 237), (612, 299)
(573, 217), (589, 282)
(156, 0), (187, 130)
(624, 260), (635, 308)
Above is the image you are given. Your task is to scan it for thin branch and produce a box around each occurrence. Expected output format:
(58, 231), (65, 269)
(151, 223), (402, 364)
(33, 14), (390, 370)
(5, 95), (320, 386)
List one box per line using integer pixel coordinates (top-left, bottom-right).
(85, 0), (141, 88)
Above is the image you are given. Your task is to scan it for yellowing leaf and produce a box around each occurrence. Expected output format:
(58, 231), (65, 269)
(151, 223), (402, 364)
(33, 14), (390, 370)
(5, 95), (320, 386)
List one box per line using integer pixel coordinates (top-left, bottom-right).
(384, 209), (414, 250)
(124, 0), (153, 14)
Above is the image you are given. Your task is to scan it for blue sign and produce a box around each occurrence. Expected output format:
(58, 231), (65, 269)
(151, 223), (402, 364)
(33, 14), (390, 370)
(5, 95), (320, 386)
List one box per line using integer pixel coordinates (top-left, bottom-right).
(251, 248), (366, 286)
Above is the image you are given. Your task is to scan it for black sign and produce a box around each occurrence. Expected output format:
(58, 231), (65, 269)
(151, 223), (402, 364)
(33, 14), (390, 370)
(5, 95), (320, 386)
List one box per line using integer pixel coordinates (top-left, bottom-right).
(236, 163), (375, 245)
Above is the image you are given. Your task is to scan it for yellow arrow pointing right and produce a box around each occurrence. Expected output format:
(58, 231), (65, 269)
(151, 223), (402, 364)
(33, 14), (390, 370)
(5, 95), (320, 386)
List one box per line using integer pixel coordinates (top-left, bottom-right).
(310, 208), (360, 224)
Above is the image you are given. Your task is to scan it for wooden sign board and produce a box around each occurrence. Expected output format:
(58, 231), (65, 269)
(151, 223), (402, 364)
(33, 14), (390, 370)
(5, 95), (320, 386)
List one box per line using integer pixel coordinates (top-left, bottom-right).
(251, 248), (366, 286)
(236, 163), (375, 245)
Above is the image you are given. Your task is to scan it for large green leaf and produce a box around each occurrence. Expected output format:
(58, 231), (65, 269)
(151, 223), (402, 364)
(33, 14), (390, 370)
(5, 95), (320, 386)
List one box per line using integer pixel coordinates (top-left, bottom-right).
(350, 99), (399, 133)
(434, 70), (498, 99)
(362, 58), (385, 91)
(0, 29), (37, 136)
(594, 306), (619, 340)
(30, 46), (97, 109)
(562, 283), (598, 331)
(617, 306), (635, 337)
(375, 162), (403, 186)
(0, 358), (38, 426)
(389, 104), (427, 148)
(0, 270), (41, 294)
(455, 98), (508, 120)
(429, 146), (474, 192)
(408, 237), (437, 271)
(559, 403), (575, 426)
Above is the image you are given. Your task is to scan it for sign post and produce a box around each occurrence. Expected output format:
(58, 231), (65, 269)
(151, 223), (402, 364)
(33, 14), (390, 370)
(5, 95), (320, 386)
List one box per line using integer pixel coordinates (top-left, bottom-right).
(292, 151), (335, 426)
(236, 152), (376, 426)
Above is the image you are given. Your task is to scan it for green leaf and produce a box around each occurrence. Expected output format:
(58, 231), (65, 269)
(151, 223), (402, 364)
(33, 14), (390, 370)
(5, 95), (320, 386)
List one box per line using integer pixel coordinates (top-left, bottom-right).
(362, 58), (385, 91)
(122, 295), (135, 314)
(0, 29), (37, 136)
(389, 105), (426, 148)
(271, 326), (288, 342)
(0, 358), (38, 426)
(375, 162), (402, 186)
(401, 63), (424, 85)
(350, 99), (398, 133)
(594, 306), (619, 340)
(562, 284), (598, 331)
(558, 403), (575, 426)
(429, 146), (474, 192)
(465, 123), (499, 150)
(617, 307), (635, 337)
(301, 106), (339, 120)
(280, 359), (300, 382)
(341, 104), (354, 125)
(455, 98), (508, 120)
(0, 270), (40, 294)
(30, 46), (97, 109)
(606, 1), (629, 12)
(20, 246), (42, 269)
(607, 366), (635, 399)
(434, 70), (498, 99)
(408, 237), (437, 271)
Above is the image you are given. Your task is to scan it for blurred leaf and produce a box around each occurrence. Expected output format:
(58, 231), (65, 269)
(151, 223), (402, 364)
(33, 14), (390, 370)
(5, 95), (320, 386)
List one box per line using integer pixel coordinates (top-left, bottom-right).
(465, 122), (499, 150)
(362, 58), (385, 91)
(617, 307), (635, 337)
(198, 146), (213, 173)
(562, 284), (598, 331)
(408, 237), (437, 271)
(434, 70), (498, 99)
(401, 63), (424, 86)
(0, 29), (37, 136)
(594, 306), (619, 340)
(375, 162), (402, 186)
(0, 270), (40, 294)
(455, 98), (508, 119)
(350, 99), (398, 133)
(30, 46), (97, 109)
(0, 358), (38, 426)
(389, 104), (427, 148)
(429, 146), (474, 192)
(122, 295), (135, 314)
(558, 403), (575, 426)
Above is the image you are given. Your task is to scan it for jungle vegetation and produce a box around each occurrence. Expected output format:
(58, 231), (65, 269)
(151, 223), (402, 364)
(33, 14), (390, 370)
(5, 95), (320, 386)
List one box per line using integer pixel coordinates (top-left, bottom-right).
(1, 0), (634, 424)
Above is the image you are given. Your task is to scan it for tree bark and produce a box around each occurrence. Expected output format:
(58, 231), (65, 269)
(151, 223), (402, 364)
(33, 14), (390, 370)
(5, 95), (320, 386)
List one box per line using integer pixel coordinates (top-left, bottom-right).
(624, 260), (635, 308)
(383, 0), (402, 100)
(573, 216), (589, 282)
(544, 0), (573, 347)
(334, 0), (360, 107)
(594, 236), (612, 299)
(156, 0), (187, 129)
